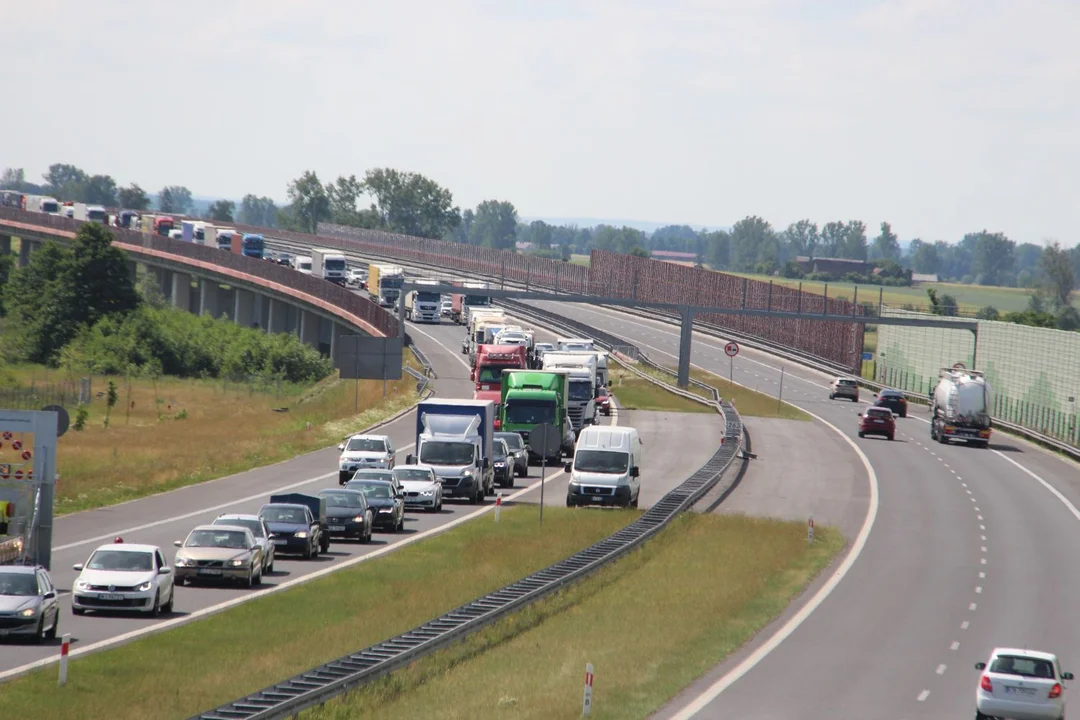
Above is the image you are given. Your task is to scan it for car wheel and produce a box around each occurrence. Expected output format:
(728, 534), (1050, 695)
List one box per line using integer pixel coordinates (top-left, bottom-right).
(829, 393), (835, 400)
(72, 606), (85, 616)
(858, 431), (864, 438)
(888, 434), (895, 441)
(397, 513), (405, 532)
(253, 566), (263, 586)
(901, 411), (907, 418)
(149, 591), (161, 618)
(303, 542), (313, 560)
(320, 535), (330, 553)
(34, 617), (47, 644)
(162, 587), (174, 614)
(46, 612), (58, 640)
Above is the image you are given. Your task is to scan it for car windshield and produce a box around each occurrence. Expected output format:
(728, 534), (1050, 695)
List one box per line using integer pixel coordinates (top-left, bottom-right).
(419, 441), (475, 466)
(568, 381), (593, 402)
(261, 507), (306, 524)
(320, 492), (364, 508)
(346, 438), (386, 452)
(394, 468), (433, 482)
(596, 388), (608, 398)
(496, 433), (523, 451)
(214, 518), (264, 538)
(504, 400), (555, 425)
(493, 440), (508, 459)
(574, 450), (630, 474)
(352, 470), (393, 482)
(349, 482), (393, 499)
(866, 408), (892, 419)
(186, 529), (248, 548)
(990, 655), (1056, 679)
(299, 261), (312, 271)
(325, 259), (346, 270)
(0, 573), (39, 596)
(86, 550), (153, 572)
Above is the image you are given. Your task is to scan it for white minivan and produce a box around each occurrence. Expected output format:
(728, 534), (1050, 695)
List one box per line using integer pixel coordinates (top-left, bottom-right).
(564, 426), (642, 509)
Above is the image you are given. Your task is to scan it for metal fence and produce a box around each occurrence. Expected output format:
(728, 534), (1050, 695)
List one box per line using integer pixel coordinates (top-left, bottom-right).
(0, 380), (88, 410)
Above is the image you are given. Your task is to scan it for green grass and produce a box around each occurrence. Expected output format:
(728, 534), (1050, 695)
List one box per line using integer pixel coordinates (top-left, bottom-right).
(300, 513), (845, 720)
(608, 366), (712, 414)
(569, 254), (591, 266)
(0, 506), (635, 720)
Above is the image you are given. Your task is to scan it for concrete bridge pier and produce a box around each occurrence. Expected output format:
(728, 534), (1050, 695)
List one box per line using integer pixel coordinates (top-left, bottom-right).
(18, 239), (32, 267)
(300, 310), (321, 350)
(0, 234), (10, 256)
(267, 298), (287, 333)
(199, 279), (220, 318)
(234, 289), (256, 328)
(171, 272), (193, 313)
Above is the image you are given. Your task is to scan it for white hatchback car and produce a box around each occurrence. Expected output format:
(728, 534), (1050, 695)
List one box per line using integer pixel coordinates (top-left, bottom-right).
(72, 541), (175, 616)
(337, 434), (396, 484)
(976, 647), (1073, 720)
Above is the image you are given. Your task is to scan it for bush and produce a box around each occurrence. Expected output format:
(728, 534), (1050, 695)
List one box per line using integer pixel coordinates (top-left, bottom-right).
(66, 305), (333, 383)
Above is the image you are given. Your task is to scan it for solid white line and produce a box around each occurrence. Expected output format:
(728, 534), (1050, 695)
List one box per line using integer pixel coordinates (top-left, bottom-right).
(0, 463), (569, 681)
(993, 449), (1080, 524)
(917, 690), (930, 702)
(666, 408), (879, 719)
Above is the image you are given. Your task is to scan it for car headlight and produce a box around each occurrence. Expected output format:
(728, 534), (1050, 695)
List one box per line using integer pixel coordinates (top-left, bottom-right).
(136, 581), (152, 592)
(421, 490), (434, 496)
(353, 515), (365, 523)
(295, 531), (308, 538)
(229, 559), (245, 567)
(75, 579), (92, 590)
(378, 508), (393, 513)
(175, 555), (192, 566)
(18, 607), (36, 617)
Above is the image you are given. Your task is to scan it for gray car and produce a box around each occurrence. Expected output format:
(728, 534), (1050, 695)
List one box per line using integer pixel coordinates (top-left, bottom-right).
(495, 432), (529, 478)
(213, 513), (276, 573)
(0, 565), (60, 643)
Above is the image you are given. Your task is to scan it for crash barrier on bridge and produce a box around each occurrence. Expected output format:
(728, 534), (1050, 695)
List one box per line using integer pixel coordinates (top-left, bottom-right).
(313, 221), (863, 370)
(191, 316), (743, 720)
(0, 209), (398, 339)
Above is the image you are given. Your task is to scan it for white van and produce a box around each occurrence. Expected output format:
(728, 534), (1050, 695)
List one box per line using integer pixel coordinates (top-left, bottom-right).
(564, 426), (642, 509)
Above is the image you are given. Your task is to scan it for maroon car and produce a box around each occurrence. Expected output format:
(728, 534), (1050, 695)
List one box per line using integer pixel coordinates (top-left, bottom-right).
(858, 406), (896, 440)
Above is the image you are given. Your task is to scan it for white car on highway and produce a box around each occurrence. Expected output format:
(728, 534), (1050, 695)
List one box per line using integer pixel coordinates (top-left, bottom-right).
(72, 541), (175, 617)
(392, 464), (444, 513)
(338, 433), (396, 483)
(975, 647), (1073, 720)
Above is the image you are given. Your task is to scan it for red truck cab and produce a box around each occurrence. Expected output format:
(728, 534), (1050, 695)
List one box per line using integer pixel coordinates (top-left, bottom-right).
(154, 216), (175, 237)
(472, 344), (528, 431)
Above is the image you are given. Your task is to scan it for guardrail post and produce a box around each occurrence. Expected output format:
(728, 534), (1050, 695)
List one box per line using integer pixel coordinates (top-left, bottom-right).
(677, 308), (694, 389)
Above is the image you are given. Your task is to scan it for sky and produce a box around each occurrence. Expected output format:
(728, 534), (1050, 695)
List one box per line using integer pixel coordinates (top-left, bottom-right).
(4, 0), (1078, 244)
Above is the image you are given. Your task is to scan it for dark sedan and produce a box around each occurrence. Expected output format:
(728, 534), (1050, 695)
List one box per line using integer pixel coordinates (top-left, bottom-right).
(344, 480), (405, 532)
(491, 438), (514, 489)
(317, 489), (373, 543)
(495, 432), (529, 478)
(874, 388), (908, 418)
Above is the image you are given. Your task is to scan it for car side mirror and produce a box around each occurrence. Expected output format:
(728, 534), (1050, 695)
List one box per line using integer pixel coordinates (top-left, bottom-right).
(1064, 671), (1075, 681)
(72, 563), (84, 571)
(173, 540), (182, 547)
(630, 466), (640, 477)
(406, 454), (415, 465)
(563, 462), (572, 472)
(44, 590), (56, 599)
(267, 533), (276, 539)
(159, 567), (172, 575)
(974, 662), (986, 671)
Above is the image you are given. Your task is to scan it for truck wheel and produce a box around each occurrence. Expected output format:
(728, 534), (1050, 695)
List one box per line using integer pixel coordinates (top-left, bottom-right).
(470, 488), (481, 505)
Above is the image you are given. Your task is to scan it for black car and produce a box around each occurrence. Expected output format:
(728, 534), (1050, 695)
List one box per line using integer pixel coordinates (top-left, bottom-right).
(317, 488), (374, 543)
(874, 388), (908, 418)
(344, 480), (405, 532)
(491, 438), (514, 489)
(495, 432), (529, 478)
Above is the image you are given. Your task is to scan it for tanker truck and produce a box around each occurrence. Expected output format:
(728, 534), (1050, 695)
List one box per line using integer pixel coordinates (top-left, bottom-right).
(929, 367), (993, 448)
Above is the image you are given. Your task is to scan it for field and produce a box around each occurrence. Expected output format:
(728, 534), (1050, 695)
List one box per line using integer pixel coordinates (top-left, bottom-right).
(301, 513), (845, 720)
(607, 365), (712, 414)
(0, 506), (634, 720)
(0, 358), (422, 515)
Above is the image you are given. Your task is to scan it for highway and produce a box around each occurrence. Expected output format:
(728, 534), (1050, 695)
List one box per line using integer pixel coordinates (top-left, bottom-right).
(0, 310), (726, 681)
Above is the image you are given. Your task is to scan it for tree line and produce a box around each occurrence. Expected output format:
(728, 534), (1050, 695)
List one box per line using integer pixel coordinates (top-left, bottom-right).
(0, 223), (332, 383)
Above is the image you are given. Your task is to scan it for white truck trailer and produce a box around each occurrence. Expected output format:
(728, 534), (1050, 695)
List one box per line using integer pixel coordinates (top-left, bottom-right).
(311, 247), (348, 284)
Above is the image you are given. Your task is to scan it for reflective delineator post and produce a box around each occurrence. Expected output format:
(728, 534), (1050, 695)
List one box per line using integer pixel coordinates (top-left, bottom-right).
(59, 633), (70, 686)
(583, 662), (594, 716)
(808, 515), (815, 544)
(495, 493), (502, 523)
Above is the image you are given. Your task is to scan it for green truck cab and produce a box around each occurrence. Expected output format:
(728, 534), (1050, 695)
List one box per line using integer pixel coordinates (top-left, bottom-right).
(499, 369), (575, 464)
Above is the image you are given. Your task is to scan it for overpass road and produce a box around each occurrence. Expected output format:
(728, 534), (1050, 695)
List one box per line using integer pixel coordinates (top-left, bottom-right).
(520, 300), (1080, 719)
(0, 311), (724, 681)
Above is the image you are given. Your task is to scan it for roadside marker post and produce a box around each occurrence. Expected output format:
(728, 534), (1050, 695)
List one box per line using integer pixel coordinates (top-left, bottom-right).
(495, 494), (502, 523)
(59, 633), (70, 686)
(808, 515), (815, 544)
(583, 662), (594, 716)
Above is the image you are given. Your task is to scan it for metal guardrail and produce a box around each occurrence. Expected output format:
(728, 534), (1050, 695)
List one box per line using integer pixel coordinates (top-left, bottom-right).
(190, 311), (742, 720)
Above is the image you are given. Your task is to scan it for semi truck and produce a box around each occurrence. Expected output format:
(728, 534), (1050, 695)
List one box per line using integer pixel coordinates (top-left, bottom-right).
(452, 281), (492, 325)
(240, 233), (265, 259)
(215, 228), (237, 251)
(472, 344), (528, 430)
(466, 311), (509, 362)
(181, 220), (208, 244)
(463, 308), (507, 355)
(500, 369), (575, 463)
(553, 348), (609, 388)
(541, 351), (598, 434)
(557, 337), (595, 352)
(405, 278), (442, 323)
(20, 195), (60, 214)
(405, 399), (495, 504)
(310, 247), (348, 284)
(367, 263), (405, 307)
(930, 368), (993, 447)
(141, 214), (176, 237)
(73, 203), (108, 223)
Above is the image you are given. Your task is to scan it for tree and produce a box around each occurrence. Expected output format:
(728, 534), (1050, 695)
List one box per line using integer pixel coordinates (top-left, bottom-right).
(0, 168), (44, 193)
(361, 168), (460, 239)
(84, 175), (118, 206)
(286, 171), (330, 233)
(870, 222), (901, 262)
(729, 216), (776, 271)
(0, 253), (12, 316)
(926, 288), (958, 316)
(969, 231), (1015, 286)
(783, 220), (819, 258)
(1040, 241), (1074, 309)
(629, 246), (650, 258)
(909, 240), (940, 275)
(157, 186), (193, 214)
(208, 200), (235, 222)
(839, 221), (868, 261)
(117, 183), (151, 210)
(325, 175), (381, 229)
(520, 220), (553, 249)
(238, 195), (278, 228)
(470, 200), (518, 250)
(43, 163), (88, 200)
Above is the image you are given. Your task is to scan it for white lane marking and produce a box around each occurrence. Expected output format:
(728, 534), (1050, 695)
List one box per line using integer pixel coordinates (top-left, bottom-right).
(961, 621), (970, 630)
(0, 463), (570, 681)
(404, 323), (472, 371)
(979, 572), (985, 579)
(917, 690), (930, 702)
(979, 524), (985, 530)
(950, 641), (960, 651)
(981, 558), (987, 564)
(666, 409), (879, 719)
(993, 449), (1080, 525)
(936, 664), (947, 675)
(975, 586), (982, 594)
(977, 515), (983, 521)
(980, 546), (987, 552)
(980, 535), (986, 541)
(970, 603), (978, 611)
(974, 506), (980, 512)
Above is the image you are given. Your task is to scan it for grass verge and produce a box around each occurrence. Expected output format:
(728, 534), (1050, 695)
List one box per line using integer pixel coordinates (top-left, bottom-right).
(0, 506), (636, 720)
(0, 357), (423, 515)
(607, 365), (711, 414)
(300, 513), (845, 720)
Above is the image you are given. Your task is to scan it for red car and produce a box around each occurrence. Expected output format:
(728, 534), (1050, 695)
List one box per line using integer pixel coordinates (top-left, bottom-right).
(596, 386), (611, 416)
(858, 406), (895, 440)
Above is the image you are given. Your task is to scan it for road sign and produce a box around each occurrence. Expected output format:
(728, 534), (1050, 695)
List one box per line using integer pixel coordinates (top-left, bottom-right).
(724, 341), (739, 358)
(953, 362), (966, 370)
(861, 352), (873, 362)
(41, 405), (70, 438)
(529, 422), (563, 459)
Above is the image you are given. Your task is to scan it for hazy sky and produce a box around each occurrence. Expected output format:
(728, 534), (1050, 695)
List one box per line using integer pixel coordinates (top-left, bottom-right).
(4, 0), (1078, 243)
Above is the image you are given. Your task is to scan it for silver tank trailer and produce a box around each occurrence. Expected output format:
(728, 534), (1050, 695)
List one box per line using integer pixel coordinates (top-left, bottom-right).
(931, 368), (993, 446)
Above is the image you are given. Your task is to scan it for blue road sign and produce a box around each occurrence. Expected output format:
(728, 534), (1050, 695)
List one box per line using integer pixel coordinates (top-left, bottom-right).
(861, 352), (873, 361)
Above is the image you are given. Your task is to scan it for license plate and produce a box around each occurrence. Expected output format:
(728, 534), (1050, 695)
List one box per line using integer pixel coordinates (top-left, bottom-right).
(592, 496), (603, 501)
(328, 525), (345, 531)
(197, 568), (223, 576)
(873, 420), (884, 424)
(1006, 686), (1035, 696)
(273, 539), (287, 545)
(98, 593), (123, 601)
